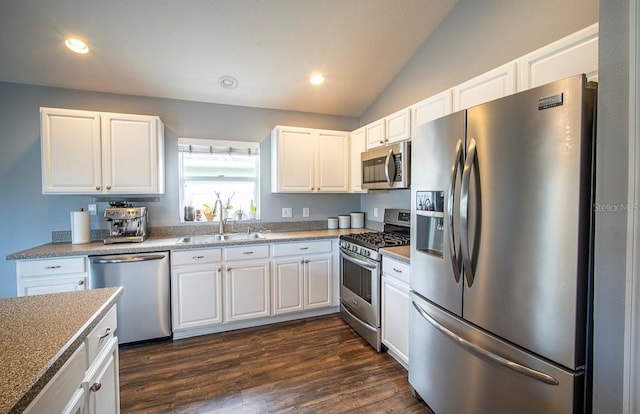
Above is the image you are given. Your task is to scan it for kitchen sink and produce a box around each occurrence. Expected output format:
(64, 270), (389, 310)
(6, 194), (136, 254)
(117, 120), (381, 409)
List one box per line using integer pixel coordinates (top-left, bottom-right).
(176, 233), (265, 244)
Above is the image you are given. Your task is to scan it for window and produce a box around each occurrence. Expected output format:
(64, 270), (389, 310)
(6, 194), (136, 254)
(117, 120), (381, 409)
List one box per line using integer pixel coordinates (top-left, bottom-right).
(178, 138), (260, 223)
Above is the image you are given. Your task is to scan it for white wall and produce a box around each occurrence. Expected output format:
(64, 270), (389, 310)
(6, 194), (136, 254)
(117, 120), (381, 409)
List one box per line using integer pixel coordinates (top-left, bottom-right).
(0, 82), (360, 298)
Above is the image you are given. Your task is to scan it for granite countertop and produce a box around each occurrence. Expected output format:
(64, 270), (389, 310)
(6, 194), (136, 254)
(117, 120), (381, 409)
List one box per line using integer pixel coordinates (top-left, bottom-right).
(0, 287), (123, 413)
(6, 228), (371, 261)
(379, 245), (411, 264)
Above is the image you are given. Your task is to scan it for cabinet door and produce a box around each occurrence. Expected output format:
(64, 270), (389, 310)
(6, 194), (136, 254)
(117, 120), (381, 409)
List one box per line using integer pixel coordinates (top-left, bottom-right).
(20, 275), (87, 297)
(385, 108), (411, 144)
(517, 23), (598, 92)
(225, 261), (270, 321)
(62, 388), (85, 414)
(101, 113), (164, 194)
(271, 126), (315, 192)
(85, 337), (120, 414)
(381, 275), (410, 366)
(453, 62), (516, 111)
(272, 259), (304, 315)
(41, 108), (102, 194)
(349, 127), (367, 193)
(171, 264), (223, 329)
(304, 254), (333, 309)
(365, 119), (386, 149)
(316, 130), (349, 192)
(411, 90), (453, 131)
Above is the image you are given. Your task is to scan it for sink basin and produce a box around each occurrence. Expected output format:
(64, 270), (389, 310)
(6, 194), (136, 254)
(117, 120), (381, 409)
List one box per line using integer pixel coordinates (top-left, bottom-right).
(176, 233), (265, 244)
(176, 235), (224, 244)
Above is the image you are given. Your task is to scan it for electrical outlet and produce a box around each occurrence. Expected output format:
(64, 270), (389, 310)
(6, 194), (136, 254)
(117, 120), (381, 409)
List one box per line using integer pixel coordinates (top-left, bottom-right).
(373, 207), (379, 218)
(302, 207), (309, 217)
(88, 204), (97, 216)
(282, 207), (293, 218)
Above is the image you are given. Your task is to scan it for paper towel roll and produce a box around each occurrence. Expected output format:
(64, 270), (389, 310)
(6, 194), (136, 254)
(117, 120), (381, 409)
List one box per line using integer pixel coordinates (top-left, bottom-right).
(70, 210), (90, 244)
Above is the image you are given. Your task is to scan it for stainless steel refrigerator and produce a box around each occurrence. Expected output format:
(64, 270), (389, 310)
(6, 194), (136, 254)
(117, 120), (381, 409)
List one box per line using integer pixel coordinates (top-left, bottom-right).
(409, 75), (596, 414)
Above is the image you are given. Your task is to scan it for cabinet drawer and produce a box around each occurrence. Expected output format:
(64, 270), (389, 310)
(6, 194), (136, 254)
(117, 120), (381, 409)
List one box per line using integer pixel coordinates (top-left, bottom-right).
(18, 257), (86, 277)
(224, 245), (269, 261)
(382, 257), (410, 285)
(172, 248), (222, 266)
(85, 305), (117, 366)
(272, 240), (332, 257)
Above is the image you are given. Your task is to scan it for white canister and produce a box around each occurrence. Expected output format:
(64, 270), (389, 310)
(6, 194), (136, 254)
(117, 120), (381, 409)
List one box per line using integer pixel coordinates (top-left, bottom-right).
(327, 217), (339, 229)
(338, 215), (351, 229)
(350, 212), (365, 229)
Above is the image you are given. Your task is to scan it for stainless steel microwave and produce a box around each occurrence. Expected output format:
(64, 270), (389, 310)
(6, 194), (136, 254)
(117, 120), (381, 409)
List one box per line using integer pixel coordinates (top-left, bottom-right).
(361, 141), (411, 190)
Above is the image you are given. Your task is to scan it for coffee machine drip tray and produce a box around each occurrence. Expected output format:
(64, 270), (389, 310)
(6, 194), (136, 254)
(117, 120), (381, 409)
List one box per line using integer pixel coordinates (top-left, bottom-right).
(103, 235), (147, 244)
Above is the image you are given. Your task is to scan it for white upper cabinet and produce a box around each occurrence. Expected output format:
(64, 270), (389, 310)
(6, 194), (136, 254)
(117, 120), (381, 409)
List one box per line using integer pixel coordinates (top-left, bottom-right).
(517, 23), (599, 92)
(271, 125), (349, 193)
(41, 107), (165, 194)
(365, 108), (411, 150)
(349, 127), (367, 193)
(452, 62), (517, 111)
(365, 118), (385, 149)
(411, 89), (453, 131)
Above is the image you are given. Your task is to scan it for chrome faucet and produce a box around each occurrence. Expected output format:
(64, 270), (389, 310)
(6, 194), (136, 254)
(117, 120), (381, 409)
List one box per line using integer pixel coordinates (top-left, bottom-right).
(214, 192), (225, 234)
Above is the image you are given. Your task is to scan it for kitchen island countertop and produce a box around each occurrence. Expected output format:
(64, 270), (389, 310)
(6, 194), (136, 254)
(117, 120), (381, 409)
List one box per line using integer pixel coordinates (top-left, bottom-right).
(0, 287), (123, 413)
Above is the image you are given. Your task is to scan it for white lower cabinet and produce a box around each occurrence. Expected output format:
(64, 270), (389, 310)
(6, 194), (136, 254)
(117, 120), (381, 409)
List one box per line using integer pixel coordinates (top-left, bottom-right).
(25, 305), (120, 414)
(16, 257), (88, 296)
(272, 240), (333, 315)
(381, 257), (410, 368)
(224, 245), (271, 322)
(171, 249), (223, 330)
(83, 337), (120, 414)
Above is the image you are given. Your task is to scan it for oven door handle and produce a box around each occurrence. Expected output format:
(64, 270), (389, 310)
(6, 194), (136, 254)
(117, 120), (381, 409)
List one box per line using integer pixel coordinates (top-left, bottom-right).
(340, 249), (378, 271)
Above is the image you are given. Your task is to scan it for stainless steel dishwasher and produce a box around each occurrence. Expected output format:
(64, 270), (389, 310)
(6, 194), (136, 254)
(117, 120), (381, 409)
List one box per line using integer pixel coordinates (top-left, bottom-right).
(90, 251), (171, 344)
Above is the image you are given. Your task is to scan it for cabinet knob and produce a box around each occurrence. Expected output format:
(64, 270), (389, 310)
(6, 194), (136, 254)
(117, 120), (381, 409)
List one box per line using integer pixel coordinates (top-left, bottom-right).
(227, 266), (232, 271)
(379, 140), (384, 144)
(78, 280), (84, 285)
(106, 185), (112, 190)
(96, 185), (101, 190)
(89, 382), (102, 392)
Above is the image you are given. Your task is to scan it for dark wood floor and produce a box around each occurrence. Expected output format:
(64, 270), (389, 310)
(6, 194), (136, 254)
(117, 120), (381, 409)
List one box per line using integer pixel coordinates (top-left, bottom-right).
(119, 314), (433, 413)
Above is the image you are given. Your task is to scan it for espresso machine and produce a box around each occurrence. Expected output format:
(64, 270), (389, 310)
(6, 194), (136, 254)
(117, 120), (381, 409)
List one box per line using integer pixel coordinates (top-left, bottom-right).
(103, 202), (148, 244)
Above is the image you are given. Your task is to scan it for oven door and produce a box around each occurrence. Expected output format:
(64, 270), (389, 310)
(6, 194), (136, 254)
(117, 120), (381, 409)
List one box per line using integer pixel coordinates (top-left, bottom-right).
(340, 248), (380, 327)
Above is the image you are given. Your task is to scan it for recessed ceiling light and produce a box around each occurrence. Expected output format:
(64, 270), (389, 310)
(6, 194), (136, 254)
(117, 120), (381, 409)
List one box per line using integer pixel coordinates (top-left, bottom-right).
(64, 38), (89, 54)
(219, 76), (238, 89)
(310, 74), (325, 85)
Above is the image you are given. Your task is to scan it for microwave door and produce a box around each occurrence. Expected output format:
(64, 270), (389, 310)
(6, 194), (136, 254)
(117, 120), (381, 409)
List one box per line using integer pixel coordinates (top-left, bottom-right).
(384, 148), (394, 187)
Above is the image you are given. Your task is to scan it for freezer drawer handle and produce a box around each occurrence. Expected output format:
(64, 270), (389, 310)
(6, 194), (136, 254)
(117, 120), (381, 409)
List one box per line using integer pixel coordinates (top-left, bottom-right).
(448, 139), (463, 284)
(412, 301), (559, 386)
(91, 254), (166, 264)
(460, 138), (476, 287)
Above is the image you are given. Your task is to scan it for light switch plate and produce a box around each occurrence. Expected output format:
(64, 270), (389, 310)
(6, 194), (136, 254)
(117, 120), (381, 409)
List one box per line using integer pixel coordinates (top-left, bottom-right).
(373, 207), (379, 218)
(302, 207), (309, 217)
(88, 204), (97, 216)
(282, 207), (293, 218)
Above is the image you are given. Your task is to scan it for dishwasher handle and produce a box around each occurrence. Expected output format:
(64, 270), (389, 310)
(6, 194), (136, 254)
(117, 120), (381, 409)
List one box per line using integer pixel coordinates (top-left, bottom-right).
(91, 254), (166, 264)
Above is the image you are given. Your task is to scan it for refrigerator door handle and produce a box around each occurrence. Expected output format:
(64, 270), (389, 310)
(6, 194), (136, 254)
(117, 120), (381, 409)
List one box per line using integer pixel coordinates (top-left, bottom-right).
(460, 138), (476, 287)
(412, 300), (560, 386)
(448, 139), (463, 283)
(384, 148), (394, 186)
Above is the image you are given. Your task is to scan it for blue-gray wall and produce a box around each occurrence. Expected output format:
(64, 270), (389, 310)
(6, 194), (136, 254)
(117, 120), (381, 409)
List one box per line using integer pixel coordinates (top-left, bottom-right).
(0, 82), (360, 298)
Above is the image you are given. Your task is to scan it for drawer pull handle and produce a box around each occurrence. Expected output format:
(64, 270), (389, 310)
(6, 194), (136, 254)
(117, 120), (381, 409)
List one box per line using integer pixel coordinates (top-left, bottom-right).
(45, 265), (62, 270)
(192, 255), (205, 260)
(242, 251), (254, 255)
(90, 382), (102, 392)
(300, 247), (309, 250)
(98, 328), (111, 341)
(393, 268), (403, 273)
(78, 280), (85, 285)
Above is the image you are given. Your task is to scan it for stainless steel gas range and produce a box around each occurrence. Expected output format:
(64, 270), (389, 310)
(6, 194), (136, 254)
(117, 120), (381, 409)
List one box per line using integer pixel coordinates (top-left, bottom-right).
(339, 208), (410, 351)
